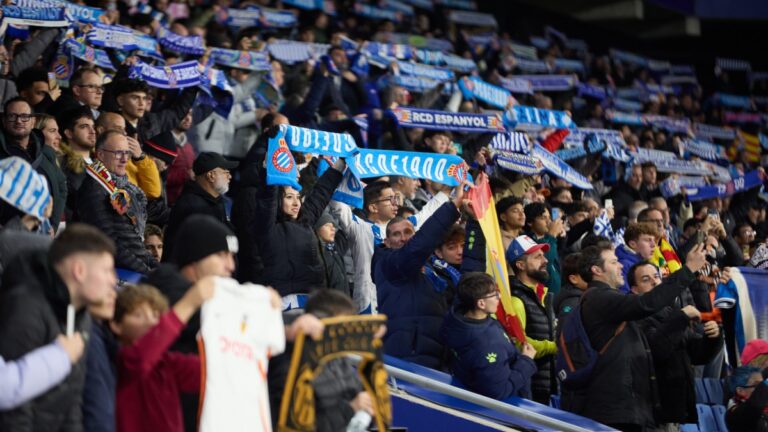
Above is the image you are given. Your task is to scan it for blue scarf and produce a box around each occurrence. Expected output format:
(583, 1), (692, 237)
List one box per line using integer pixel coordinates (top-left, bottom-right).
(390, 107), (505, 133)
(415, 49), (443, 65)
(405, 0), (433, 10)
(613, 98), (643, 113)
(503, 105), (574, 131)
(493, 150), (541, 175)
(519, 74), (578, 91)
(353, 2), (401, 22)
(209, 48), (271, 72)
(610, 48), (649, 67)
(0, 5), (70, 29)
(87, 24), (161, 57)
(632, 148), (710, 176)
(715, 93), (752, 109)
(507, 41), (538, 60)
(317, 158), (364, 208)
(606, 110), (691, 134)
(129, 60), (202, 89)
(216, 7), (296, 28)
(443, 54), (477, 73)
(282, 0), (336, 14)
(564, 127), (625, 149)
(553, 58), (585, 73)
(435, 0), (477, 10)
(156, 27), (205, 55)
(278, 125), (359, 157)
(578, 83), (610, 100)
(396, 60), (454, 82)
(266, 127), (301, 191)
(384, 74), (441, 93)
(15, 0), (104, 23)
(533, 144), (593, 189)
(348, 149), (469, 186)
(555, 134), (606, 161)
(490, 131), (531, 155)
(659, 175), (708, 198)
(498, 76), (533, 94)
(682, 171), (765, 202)
(615, 87), (644, 101)
(380, 0), (414, 15)
(448, 10), (497, 27)
(715, 57), (752, 72)
(513, 58), (550, 73)
(458, 76), (514, 110)
(62, 38), (115, 70)
(268, 40), (329, 64)
(424, 255), (461, 294)
(683, 139), (728, 162)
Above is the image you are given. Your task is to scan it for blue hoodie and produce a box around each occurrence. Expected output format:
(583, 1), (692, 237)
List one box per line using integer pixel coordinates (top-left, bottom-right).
(440, 308), (537, 400)
(615, 244), (641, 294)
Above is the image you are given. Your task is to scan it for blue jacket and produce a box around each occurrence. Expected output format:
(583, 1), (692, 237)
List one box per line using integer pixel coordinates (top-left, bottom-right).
(83, 321), (117, 432)
(615, 244), (641, 294)
(372, 202), (460, 369)
(441, 307), (537, 400)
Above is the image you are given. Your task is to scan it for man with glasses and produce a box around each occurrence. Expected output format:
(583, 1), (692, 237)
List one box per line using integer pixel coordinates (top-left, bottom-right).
(162, 151), (237, 264)
(441, 272), (537, 400)
(0, 97), (67, 230)
(76, 129), (157, 273)
(49, 67), (104, 120)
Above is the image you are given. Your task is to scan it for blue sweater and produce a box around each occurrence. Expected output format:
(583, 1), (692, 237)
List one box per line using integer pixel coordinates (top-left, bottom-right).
(615, 244), (641, 294)
(372, 202), (460, 369)
(441, 308), (537, 400)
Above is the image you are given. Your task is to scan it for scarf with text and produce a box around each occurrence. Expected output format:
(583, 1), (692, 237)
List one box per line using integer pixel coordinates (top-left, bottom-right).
(390, 107), (504, 133)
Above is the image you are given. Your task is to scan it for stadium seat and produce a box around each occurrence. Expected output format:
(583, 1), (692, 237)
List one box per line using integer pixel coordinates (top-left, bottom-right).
(696, 404), (718, 432)
(704, 378), (725, 405)
(680, 424), (699, 432)
(695, 378), (709, 404)
(711, 404), (728, 432)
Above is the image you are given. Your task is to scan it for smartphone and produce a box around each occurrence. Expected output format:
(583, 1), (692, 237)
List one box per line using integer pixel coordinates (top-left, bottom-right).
(551, 207), (560, 221)
(48, 72), (58, 90)
(708, 208), (720, 221)
(604, 199), (613, 209)
(695, 230), (707, 245)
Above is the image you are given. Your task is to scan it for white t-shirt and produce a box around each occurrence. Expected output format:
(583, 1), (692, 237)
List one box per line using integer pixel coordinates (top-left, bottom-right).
(198, 278), (285, 432)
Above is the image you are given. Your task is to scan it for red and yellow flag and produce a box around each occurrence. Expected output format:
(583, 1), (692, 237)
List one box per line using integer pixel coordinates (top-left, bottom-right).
(467, 173), (526, 343)
(728, 131), (762, 163)
(650, 238), (682, 277)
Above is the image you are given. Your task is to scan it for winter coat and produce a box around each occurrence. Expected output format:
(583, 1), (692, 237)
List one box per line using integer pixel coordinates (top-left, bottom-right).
(162, 181), (231, 264)
(638, 305), (723, 424)
(441, 307), (537, 400)
(615, 244), (642, 294)
(372, 202), (460, 370)
(563, 268), (695, 428)
(59, 143), (91, 221)
(0, 28), (59, 106)
(75, 172), (156, 273)
(83, 321), (118, 432)
(231, 156), (266, 284)
(318, 241), (350, 297)
(0, 220), (51, 288)
(312, 358), (362, 432)
(0, 129), (67, 230)
(553, 283), (584, 331)
(254, 167), (343, 296)
(125, 87), (199, 143)
(0, 249), (92, 432)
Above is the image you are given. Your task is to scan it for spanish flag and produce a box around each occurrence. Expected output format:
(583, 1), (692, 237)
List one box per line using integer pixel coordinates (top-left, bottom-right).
(467, 173), (526, 343)
(651, 238), (682, 277)
(728, 131), (762, 163)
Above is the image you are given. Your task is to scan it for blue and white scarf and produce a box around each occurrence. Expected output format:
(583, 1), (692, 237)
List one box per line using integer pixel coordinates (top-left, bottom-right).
(216, 7), (296, 28)
(403, 0), (433, 10)
(519, 74), (578, 92)
(380, 0), (414, 15)
(0, 5), (69, 29)
(424, 255), (462, 294)
(615, 87), (644, 101)
(715, 93), (752, 109)
(156, 27), (205, 55)
(14, 0), (104, 23)
(490, 131), (531, 155)
(448, 10), (497, 27)
(632, 149), (710, 176)
(610, 48), (649, 67)
(563, 128), (626, 149)
(259, 8), (298, 28)
(458, 76), (514, 110)
(0, 157), (51, 222)
(362, 41), (414, 60)
(533, 144), (592, 189)
(266, 127), (301, 191)
(62, 38), (115, 70)
(637, 81), (676, 96)
(128, 60), (202, 89)
(659, 175), (708, 198)
(593, 209), (615, 242)
(353, 2), (401, 22)
(503, 105), (574, 131)
(442, 54), (476, 73)
(493, 150), (541, 175)
(715, 57), (751, 73)
(553, 58), (585, 73)
(209, 48), (271, 72)
(693, 123), (736, 141)
(385, 74), (441, 93)
(682, 171), (765, 202)
(414, 49), (444, 65)
(435, 0), (477, 10)
(88, 24), (161, 57)
(529, 36), (549, 50)
(396, 60), (454, 82)
(513, 58), (550, 73)
(278, 125), (359, 157)
(317, 157), (364, 208)
(578, 83), (611, 100)
(382, 32), (454, 51)
(544, 25), (567, 43)
(683, 139), (728, 162)
(498, 76), (533, 94)
(282, 0), (335, 14)
(268, 40), (329, 64)
(506, 41), (538, 60)
(348, 149), (469, 186)
(555, 134), (606, 161)
(390, 107), (504, 133)
(612, 98), (643, 113)
(660, 75), (699, 87)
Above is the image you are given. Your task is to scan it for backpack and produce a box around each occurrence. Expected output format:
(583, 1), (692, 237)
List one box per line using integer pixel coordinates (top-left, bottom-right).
(555, 290), (626, 389)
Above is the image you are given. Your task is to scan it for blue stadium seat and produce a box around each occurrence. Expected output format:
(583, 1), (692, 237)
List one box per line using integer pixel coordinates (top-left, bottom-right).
(696, 404), (718, 432)
(695, 378), (709, 404)
(550, 395), (561, 409)
(711, 404), (728, 432)
(680, 424), (699, 432)
(704, 378), (725, 405)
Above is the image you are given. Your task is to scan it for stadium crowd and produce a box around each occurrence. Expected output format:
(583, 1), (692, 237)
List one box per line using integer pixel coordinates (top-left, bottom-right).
(0, 0), (767, 431)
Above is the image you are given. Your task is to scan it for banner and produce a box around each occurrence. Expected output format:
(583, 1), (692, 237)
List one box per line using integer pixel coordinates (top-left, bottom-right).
(659, 175), (708, 198)
(87, 24), (161, 57)
(348, 149), (469, 186)
(466, 173), (526, 343)
(209, 48), (271, 72)
(693, 123), (736, 141)
(519, 74), (578, 92)
(493, 151), (541, 175)
(532, 144), (593, 189)
(458, 76), (514, 110)
(282, 0), (335, 14)
(390, 107), (504, 133)
(513, 58), (550, 73)
(680, 171), (765, 202)
(715, 93), (752, 109)
(448, 10), (497, 27)
(278, 315), (391, 432)
(683, 139), (729, 162)
(156, 26), (205, 55)
(498, 76), (533, 94)
(266, 127), (301, 190)
(62, 38), (115, 70)
(503, 105), (574, 131)
(396, 60), (454, 82)
(14, 0), (105, 23)
(128, 60), (203, 89)
(267, 40), (329, 64)
(0, 6), (69, 29)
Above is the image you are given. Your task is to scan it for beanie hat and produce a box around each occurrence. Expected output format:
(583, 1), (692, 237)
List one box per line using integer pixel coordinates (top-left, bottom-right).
(172, 215), (238, 268)
(314, 212), (337, 231)
(0, 157), (51, 221)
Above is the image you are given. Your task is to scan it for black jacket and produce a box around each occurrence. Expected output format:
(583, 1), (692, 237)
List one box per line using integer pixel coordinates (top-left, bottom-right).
(163, 181), (231, 264)
(638, 305), (723, 424)
(312, 358), (362, 432)
(509, 278), (555, 402)
(563, 268), (695, 428)
(0, 129), (67, 230)
(726, 368), (768, 432)
(232, 157), (266, 284)
(553, 283), (584, 331)
(254, 167), (343, 296)
(0, 250), (92, 432)
(75, 174), (157, 273)
(318, 241), (350, 296)
(125, 87), (199, 143)
(605, 181), (642, 219)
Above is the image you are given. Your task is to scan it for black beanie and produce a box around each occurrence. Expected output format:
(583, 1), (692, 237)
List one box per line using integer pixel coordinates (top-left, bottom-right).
(173, 215), (239, 268)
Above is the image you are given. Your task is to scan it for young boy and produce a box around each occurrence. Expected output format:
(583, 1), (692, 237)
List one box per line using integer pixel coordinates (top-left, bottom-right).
(111, 277), (215, 432)
(440, 272), (537, 400)
(314, 213), (350, 296)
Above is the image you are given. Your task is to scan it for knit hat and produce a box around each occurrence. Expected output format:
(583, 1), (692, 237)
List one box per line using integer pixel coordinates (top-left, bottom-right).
(144, 131), (179, 165)
(314, 212), (337, 231)
(172, 215), (239, 268)
(0, 157), (51, 221)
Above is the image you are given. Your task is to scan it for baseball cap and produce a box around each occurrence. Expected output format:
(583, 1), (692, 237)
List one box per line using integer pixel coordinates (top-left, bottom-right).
(193, 152), (239, 176)
(505, 235), (550, 263)
(741, 339), (768, 366)
(172, 215), (239, 268)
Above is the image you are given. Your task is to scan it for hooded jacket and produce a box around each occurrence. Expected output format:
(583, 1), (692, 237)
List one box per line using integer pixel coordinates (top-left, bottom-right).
(441, 307), (537, 400)
(615, 243), (641, 294)
(0, 250), (92, 432)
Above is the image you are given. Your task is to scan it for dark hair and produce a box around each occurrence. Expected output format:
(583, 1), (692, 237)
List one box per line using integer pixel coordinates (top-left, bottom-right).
(3, 96), (31, 115)
(637, 207), (661, 223)
(439, 224), (465, 247)
(363, 181), (392, 212)
(16, 67), (48, 92)
(95, 129), (126, 149)
(113, 78), (150, 98)
(422, 129), (452, 143)
(455, 272), (496, 314)
(578, 244), (613, 282)
(524, 202), (548, 228)
(561, 253), (582, 282)
(385, 216), (410, 237)
(627, 261), (656, 288)
(49, 223), (116, 265)
(581, 234), (612, 250)
(70, 67), (99, 86)
(565, 201), (589, 216)
(640, 161), (657, 170)
(549, 187), (571, 202)
(496, 196), (524, 223)
(59, 106), (94, 133)
(683, 217), (701, 231)
(305, 289), (355, 318)
(144, 224), (163, 241)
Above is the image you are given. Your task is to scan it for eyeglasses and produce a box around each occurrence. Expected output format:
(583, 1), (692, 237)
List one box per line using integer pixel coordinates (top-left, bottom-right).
(5, 113), (33, 123)
(76, 84), (105, 93)
(375, 195), (401, 205)
(100, 149), (132, 160)
(479, 291), (500, 300)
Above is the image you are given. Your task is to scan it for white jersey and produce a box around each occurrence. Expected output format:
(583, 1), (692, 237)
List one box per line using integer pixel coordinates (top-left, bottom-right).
(198, 278), (285, 432)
